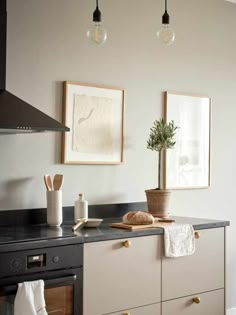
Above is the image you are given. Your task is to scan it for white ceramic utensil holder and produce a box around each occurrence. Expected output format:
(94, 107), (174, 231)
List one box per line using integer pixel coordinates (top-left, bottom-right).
(47, 191), (63, 227)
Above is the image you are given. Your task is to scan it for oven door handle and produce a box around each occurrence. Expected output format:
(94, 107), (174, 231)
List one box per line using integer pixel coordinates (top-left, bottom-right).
(1, 274), (77, 295)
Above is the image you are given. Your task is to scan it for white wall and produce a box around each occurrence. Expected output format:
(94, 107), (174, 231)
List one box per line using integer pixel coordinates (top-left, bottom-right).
(1, 0), (236, 309)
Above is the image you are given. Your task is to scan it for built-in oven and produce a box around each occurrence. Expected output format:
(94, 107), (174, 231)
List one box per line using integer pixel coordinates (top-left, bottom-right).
(0, 244), (82, 315)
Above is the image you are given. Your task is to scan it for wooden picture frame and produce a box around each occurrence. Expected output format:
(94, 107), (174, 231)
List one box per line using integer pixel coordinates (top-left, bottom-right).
(164, 92), (211, 189)
(62, 82), (125, 164)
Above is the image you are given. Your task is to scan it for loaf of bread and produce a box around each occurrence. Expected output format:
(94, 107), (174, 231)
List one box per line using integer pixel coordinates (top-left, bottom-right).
(122, 211), (154, 225)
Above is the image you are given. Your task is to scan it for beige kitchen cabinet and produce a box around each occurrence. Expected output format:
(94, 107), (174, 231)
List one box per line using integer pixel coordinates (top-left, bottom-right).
(83, 226), (226, 315)
(162, 228), (225, 301)
(83, 235), (162, 315)
(105, 303), (161, 315)
(162, 289), (224, 315)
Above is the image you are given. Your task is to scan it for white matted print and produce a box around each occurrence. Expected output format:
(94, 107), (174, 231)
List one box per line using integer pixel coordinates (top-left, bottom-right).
(62, 82), (124, 164)
(164, 92), (211, 189)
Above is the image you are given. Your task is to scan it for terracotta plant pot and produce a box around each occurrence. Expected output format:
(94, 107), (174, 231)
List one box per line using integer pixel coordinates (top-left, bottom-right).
(145, 189), (171, 218)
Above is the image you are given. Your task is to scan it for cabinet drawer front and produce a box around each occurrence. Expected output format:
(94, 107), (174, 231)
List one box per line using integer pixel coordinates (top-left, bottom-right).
(105, 303), (161, 315)
(162, 228), (224, 300)
(162, 289), (224, 315)
(84, 236), (161, 315)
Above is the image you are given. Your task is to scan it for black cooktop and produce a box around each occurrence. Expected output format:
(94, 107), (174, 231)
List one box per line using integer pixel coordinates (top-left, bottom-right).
(0, 225), (76, 244)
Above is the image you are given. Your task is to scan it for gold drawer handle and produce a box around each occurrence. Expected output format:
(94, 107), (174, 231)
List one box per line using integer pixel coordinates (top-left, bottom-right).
(194, 231), (200, 239)
(123, 240), (131, 248)
(192, 297), (201, 304)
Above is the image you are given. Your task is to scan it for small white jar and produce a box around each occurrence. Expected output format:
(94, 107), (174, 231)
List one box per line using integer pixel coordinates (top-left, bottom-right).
(74, 193), (88, 222)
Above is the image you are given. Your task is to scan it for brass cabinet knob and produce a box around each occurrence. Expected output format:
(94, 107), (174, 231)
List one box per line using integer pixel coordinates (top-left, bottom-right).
(123, 313), (130, 315)
(123, 240), (131, 248)
(192, 297), (201, 304)
(194, 231), (200, 239)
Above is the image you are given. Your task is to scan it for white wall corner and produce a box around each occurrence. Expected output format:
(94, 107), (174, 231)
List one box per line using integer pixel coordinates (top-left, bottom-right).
(227, 308), (236, 315)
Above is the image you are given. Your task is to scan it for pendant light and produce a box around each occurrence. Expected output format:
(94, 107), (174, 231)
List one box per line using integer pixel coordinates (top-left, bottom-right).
(87, 0), (107, 45)
(157, 0), (175, 46)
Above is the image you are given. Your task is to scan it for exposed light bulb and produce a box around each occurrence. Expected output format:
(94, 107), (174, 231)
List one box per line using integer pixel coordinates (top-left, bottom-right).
(157, 24), (175, 46)
(157, 0), (175, 46)
(87, 0), (107, 45)
(87, 22), (107, 45)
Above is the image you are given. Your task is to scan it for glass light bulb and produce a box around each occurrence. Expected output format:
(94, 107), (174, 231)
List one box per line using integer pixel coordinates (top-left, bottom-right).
(157, 24), (175, 46)
(87, 22), (107, 45)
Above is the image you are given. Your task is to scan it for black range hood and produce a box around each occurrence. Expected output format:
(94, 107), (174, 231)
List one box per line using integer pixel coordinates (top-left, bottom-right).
(0, 0), (69, 134)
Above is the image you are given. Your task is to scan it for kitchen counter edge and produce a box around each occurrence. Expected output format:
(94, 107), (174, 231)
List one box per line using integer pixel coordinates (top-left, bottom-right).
(0, 216), (230, 253)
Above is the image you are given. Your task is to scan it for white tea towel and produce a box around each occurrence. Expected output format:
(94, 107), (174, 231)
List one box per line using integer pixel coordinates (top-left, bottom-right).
(14, 280), (48, 315)
(164, 224), (195, 258)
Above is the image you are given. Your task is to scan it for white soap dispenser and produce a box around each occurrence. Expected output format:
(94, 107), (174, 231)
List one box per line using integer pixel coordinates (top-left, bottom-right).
(74, 193), (88, 222)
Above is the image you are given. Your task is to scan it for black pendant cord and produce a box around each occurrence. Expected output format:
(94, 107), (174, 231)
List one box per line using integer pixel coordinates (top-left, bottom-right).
(162, 0), (170, 24)
(93, 0), (102, 22)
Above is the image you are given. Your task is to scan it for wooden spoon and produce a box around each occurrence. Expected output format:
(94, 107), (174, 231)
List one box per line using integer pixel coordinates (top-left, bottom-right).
(44, 175), (53, 191)
(53, 174), (64, 191)
(72, 219), (88, 232)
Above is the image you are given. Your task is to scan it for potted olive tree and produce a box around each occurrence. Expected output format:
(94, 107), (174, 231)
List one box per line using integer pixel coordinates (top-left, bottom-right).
(146, 118), (178, 218)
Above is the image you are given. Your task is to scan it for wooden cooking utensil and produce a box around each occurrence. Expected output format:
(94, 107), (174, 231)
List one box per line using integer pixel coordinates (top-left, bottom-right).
(53, 174), (64, 191)
(44, 175), (53, 191)
(72, 219), (88, 232)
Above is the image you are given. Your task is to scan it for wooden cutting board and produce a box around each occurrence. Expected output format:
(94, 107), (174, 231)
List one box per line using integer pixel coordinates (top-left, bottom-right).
(110, 221), (174, 231)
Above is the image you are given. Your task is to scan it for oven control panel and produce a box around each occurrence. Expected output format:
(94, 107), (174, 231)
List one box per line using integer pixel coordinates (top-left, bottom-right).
(27, 254), (46, 269)
(0, 244), (82, 277)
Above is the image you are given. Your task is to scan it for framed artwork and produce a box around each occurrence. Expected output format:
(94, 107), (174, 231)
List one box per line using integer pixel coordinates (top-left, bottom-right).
(62, 82), (125, 164)
(164, 92), (211, 189)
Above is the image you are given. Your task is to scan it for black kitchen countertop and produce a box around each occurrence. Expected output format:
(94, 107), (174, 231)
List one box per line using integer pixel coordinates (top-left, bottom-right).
(0, 216), (229, 253)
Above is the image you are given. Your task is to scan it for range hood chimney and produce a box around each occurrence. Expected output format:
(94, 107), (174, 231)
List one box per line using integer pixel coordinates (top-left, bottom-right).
(0, 0), (69, 134)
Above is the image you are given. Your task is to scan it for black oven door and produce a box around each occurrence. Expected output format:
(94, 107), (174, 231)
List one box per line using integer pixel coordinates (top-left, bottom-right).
(0, 267), (82, 315)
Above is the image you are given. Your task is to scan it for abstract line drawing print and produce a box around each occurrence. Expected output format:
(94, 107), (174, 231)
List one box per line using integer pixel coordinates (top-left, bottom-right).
(72, 94), (114, 155)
